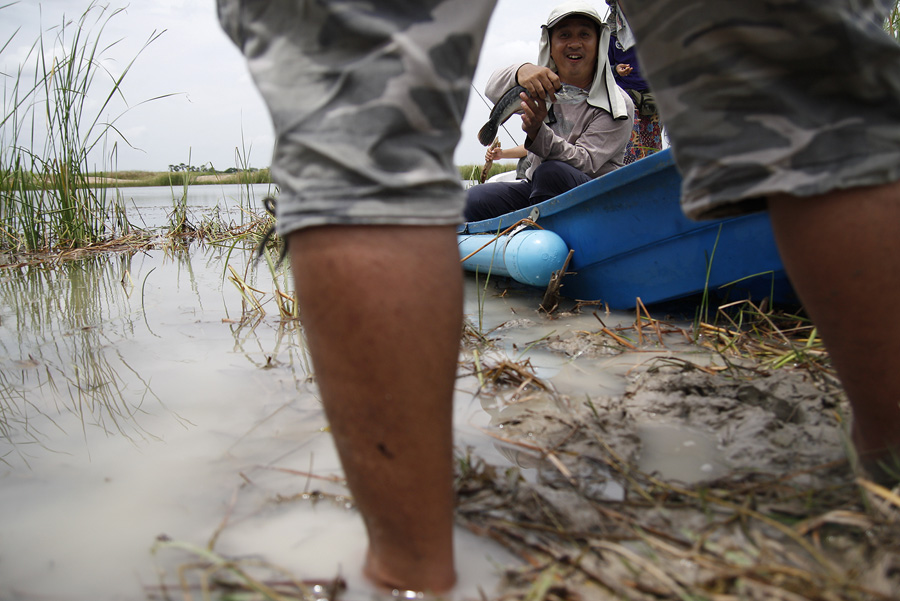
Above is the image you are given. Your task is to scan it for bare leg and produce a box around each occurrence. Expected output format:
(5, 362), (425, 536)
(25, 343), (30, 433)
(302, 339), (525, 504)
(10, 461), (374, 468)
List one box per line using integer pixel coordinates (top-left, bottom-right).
(287, 225), (462, 592)
(768, 181), (900, 482)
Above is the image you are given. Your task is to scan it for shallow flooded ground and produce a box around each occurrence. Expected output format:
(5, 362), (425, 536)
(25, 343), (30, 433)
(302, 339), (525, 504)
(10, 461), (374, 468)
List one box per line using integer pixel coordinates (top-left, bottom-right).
(0, 238), (693, 599)
(0, 243), (573, 598)
(1, 185), (897, 600)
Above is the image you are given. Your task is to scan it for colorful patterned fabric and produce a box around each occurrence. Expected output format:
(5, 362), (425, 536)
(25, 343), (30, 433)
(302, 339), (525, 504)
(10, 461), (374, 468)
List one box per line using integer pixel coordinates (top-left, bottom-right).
(623, 108), (662, 165)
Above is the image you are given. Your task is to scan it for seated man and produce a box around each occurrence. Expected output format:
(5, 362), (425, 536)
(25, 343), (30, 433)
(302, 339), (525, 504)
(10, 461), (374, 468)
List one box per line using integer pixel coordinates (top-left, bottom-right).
(464, 0), (634, 222)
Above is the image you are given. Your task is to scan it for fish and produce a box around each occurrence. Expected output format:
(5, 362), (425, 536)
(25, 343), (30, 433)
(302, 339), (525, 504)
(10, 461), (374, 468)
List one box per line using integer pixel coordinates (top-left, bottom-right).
(477, 83), (589, 146)
(479, 138), (501, 184)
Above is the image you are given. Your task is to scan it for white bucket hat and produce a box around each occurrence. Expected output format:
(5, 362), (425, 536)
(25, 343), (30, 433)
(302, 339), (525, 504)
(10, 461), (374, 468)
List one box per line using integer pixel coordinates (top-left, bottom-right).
(545, 0), (605, 29)
(537, 0), (630, 119)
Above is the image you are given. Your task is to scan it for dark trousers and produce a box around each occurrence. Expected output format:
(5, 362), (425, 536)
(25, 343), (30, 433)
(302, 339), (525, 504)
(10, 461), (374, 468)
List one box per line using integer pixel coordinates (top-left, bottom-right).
(463, 160), (592, 222)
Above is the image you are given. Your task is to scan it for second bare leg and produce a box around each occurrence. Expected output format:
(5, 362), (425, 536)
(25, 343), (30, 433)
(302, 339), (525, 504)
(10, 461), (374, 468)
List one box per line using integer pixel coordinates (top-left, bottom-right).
(768, 182), (900, 483)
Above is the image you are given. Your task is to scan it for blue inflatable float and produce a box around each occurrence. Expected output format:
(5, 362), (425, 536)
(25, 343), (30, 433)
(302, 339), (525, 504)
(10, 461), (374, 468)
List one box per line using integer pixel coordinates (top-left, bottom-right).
(458, 229), (570, 287)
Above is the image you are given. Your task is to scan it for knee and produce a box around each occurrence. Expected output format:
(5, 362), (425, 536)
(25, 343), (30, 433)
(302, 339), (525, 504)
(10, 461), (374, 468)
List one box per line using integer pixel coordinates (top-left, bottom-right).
(538, 159), (581, 173)
(532, 160), (563, 177)
(531, 160), (575, 184)
(463, 188), (491, 222)
(464, 182), (519, 222)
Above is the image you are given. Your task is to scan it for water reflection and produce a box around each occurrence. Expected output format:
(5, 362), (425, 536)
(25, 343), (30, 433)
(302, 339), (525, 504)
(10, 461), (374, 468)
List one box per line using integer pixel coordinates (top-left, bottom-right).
(2, 254), (156, 463)
(0, 245), (312, 470)
(230, 320), (312, 380)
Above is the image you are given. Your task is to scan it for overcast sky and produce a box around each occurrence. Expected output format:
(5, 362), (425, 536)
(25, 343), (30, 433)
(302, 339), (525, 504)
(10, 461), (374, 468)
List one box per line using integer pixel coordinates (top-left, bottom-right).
(0, 0), (611, 173)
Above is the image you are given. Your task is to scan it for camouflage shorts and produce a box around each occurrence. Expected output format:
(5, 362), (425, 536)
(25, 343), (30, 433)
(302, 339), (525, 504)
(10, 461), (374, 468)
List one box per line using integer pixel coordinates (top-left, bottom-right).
(217, 0), (496, 234)
(619, 0), (900, 219)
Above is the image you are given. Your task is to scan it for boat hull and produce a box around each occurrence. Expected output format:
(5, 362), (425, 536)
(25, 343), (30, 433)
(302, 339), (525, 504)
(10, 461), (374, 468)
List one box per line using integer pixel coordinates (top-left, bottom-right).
(458, 149), (797, 309)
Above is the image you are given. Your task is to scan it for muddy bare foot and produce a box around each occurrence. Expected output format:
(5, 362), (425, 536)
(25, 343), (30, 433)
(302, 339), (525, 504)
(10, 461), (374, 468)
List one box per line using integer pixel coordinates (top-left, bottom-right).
(363, 548), (456, 597)
(854, 444), (900, 487)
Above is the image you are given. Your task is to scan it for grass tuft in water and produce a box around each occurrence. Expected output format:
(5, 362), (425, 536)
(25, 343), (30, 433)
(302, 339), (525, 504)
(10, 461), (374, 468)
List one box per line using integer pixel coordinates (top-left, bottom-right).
(0, 1), (168, 251)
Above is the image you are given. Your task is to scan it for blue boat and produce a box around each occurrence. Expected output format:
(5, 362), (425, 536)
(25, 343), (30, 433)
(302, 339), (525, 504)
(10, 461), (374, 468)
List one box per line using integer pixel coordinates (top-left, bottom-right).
(458, 148), (798, 309)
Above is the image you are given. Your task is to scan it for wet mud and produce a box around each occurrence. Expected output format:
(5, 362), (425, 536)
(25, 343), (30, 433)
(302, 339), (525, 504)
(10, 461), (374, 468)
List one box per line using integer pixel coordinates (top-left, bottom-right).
(456, 315), (900, 600)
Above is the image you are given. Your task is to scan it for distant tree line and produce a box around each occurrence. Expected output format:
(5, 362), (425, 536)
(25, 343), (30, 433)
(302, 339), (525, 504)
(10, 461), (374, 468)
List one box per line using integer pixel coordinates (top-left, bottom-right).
(167, 162), (263, 174)
(168, 162), (212, 173)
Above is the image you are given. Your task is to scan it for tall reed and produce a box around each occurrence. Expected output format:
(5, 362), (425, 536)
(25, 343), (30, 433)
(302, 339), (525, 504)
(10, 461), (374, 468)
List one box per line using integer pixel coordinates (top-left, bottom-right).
(888, 0), (900, 40)
(0, 1), (165, 251)
(167, 150), (196, 235)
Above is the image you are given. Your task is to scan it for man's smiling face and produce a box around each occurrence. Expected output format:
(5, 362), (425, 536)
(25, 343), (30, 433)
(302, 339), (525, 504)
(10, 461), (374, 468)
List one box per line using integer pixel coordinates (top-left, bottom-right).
(549, 16), (599, 88)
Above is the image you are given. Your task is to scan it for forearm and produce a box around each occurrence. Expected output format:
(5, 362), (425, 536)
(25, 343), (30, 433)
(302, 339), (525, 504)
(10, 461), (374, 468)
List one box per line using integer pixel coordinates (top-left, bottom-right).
(500, 144), (527, 159)
(485, 64), (523, 102)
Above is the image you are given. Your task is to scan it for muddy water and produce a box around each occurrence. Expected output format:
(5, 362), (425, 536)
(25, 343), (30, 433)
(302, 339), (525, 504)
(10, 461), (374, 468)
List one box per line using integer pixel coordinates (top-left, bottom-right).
(0, 187), (724, 599)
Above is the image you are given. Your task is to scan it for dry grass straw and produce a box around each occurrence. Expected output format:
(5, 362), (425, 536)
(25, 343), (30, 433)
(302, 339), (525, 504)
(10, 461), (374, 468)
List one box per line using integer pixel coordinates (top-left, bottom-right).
(147, 476), (347, 601)
(459, 218), (546, 265)
(696, 299), (834, 378)
(456, 299), (898, 601)
(149, 538), (345, 601)
(456, 409), (898, 600)
(0, 197), (277, 272)
(457, 434), (898, 600)
(141, 292), (895, 600)
(225, 244), (297, 325)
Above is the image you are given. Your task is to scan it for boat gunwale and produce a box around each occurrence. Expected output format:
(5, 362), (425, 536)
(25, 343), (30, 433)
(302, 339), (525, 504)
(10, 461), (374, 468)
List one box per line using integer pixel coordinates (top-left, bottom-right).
(458, 149), (675, 235)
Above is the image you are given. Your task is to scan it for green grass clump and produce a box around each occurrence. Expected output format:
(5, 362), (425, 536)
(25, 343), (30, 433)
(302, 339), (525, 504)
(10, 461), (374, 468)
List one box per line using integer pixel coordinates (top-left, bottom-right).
(887, 1), (900, 40)
(0, 1), (166, 251)
(87, 170), (156, 182)
(458, 162), (517, 182)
